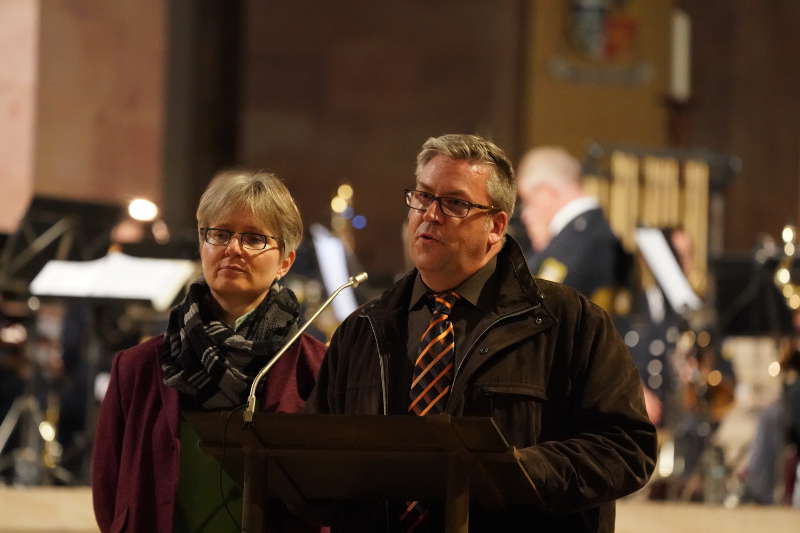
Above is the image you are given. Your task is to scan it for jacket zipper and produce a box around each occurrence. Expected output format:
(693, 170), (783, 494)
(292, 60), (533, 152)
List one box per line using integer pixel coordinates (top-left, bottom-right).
(364, 314), (389, 415)
(452, 304), (540, 384)
(363, 314), (391, 531)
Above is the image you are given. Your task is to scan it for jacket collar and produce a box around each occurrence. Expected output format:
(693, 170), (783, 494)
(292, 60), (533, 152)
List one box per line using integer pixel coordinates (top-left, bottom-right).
(359, 235), (547, 340)
(492, 234), (545, 312)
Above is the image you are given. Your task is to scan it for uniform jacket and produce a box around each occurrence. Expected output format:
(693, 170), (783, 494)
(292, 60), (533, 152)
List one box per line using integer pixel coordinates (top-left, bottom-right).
(528, 207), (630, 310)
(307, 237), (656, 532)
(91, 333), (326, 533)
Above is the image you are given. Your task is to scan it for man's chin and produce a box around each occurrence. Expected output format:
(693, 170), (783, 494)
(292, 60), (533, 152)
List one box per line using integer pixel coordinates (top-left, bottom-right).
(411, 254), (446, 275)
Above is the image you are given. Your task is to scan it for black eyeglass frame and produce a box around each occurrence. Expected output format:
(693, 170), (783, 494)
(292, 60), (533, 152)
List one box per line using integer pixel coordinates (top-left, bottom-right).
(403, 189), (497, 219)
(199, 227), (282, 251)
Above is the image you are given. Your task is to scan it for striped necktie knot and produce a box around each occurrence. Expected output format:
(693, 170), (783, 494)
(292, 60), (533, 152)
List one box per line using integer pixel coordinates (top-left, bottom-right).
(429, 290), (459, 317)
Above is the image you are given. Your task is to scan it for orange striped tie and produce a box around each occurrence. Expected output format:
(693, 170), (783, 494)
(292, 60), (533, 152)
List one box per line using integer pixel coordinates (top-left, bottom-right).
(402, 291), (459, 532)
(409, 291), (459, 416)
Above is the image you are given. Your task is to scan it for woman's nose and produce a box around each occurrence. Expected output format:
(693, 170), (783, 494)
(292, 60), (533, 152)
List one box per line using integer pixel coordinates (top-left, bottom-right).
(224, 234), (245, 255)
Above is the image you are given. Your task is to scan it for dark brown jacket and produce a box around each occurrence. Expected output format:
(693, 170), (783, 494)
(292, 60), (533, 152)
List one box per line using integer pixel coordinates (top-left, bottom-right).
(307, 237), (656, 532)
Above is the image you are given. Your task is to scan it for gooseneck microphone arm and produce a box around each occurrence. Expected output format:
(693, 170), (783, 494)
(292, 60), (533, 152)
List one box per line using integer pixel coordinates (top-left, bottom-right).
(243, 272), (368, 423)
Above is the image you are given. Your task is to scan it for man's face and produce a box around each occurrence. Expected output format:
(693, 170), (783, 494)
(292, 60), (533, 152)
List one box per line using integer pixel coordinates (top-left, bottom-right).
(406, 155), (506, 290)
(519, 182), (558, 251)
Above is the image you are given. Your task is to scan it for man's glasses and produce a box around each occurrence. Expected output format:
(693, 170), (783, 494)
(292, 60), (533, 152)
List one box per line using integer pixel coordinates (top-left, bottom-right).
(200, 227), (281, 251)
(404, 189), (496, 218)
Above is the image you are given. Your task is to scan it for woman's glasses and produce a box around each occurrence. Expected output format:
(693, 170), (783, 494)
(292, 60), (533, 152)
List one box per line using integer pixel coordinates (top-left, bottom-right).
(200, 228), (281, 251)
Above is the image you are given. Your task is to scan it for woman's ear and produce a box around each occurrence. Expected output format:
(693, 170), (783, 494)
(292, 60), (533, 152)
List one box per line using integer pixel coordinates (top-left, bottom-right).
(276, 250), (296, 280)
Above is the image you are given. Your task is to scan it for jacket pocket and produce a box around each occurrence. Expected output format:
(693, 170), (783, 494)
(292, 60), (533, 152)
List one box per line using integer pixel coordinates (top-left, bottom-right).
(343, 382), (383, 415)
(479, 383), (547, 447)
(109, 504), (128, 533)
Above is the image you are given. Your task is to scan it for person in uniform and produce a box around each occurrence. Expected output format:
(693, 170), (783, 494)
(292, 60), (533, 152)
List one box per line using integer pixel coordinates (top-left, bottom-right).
(516, 146), (630, 314)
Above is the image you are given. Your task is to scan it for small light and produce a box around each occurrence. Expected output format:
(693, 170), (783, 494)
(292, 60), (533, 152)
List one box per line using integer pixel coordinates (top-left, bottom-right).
(27, 296), (40, 311)
(784, 285), (794, 298)
(723, 494), (740, 509)
(657, 440), (674, 478)
(647, 375), (663, 389)
(782, 225), (795, 244)
(128, 198), (158, 222)
(337, 184), (354, 200)
(697, 331), (711, 348)
(331, 196), (347, 213)
(678, 330), (696, 351)
(352, 215), (367, 230)
(342, 206), (354, 220)
(776, 268), (791, 285)
(0, 323), (27, 344)
(649, 339), (665, 356)
(790, 294), (800, 309)
(151, 219), (170, 244)
(785, 243), (796, 256)
(647, 359), (663, 375)
(707, 370), (722, 386)
(666, 326), (679, 343)
(111, 219), (145, 244)
(624, 331), (639, 347)
(768, 361), (781, 377)
(39, 421), (56, 442)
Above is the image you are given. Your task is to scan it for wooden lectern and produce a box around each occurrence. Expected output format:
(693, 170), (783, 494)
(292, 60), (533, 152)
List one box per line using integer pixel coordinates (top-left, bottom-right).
(185, 412), (541, 533)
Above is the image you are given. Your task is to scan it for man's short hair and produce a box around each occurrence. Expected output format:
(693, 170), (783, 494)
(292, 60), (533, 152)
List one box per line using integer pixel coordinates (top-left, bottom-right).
(517, 146), (582, 191)
(415, 134), (516, 215)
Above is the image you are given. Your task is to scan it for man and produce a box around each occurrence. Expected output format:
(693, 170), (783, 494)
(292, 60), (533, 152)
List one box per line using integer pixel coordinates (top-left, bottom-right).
(307, 134), (656, 532)
(517, 146), (630, 313)
(518, 147), (672, 427)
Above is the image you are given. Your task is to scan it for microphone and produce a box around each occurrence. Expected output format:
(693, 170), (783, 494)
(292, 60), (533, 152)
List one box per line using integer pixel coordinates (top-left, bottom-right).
(243, 272), (368, 423)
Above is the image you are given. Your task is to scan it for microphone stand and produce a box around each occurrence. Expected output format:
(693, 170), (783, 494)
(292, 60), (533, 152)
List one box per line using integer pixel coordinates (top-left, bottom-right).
(238, 272), (367, 531)
(243, 271), (368, 423)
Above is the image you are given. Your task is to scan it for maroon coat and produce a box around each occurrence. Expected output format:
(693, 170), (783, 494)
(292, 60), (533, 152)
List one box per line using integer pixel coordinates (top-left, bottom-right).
(91, 333), (326, 533)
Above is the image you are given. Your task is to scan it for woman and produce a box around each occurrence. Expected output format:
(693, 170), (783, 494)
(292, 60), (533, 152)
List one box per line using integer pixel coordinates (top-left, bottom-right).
(92, 170), (326, 532)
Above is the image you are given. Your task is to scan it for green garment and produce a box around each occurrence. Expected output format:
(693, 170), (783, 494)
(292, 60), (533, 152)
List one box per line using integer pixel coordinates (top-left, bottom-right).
(174, 416), (242, 533)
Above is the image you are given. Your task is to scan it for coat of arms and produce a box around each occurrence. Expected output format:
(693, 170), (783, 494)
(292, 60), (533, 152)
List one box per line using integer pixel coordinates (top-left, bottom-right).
(550, 0), (653, 86)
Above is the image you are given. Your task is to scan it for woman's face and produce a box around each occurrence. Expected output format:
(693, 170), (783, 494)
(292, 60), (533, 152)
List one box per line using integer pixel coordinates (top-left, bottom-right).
(200, 209), (295, 310)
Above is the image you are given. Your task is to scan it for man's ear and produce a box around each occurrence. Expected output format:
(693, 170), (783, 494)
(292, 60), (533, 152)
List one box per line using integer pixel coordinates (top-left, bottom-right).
(487, 210), (509, 245)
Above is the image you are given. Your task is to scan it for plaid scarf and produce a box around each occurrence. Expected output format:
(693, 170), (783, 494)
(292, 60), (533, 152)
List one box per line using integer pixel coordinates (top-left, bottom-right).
(160, 279), (301, 409)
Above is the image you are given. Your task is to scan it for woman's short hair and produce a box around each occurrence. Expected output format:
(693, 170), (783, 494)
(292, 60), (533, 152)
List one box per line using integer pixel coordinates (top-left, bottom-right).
(415, 133), (516, 215)
(196, 170), (302, 259)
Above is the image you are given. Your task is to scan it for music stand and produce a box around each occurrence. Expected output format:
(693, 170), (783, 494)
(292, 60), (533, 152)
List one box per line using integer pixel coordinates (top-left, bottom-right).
(0, 195), (124, 296)
(185, 412), (541, 533)
(635, 227), (702, 315)
(23, 253), (196, 483)
(30, 251), (196, 312)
